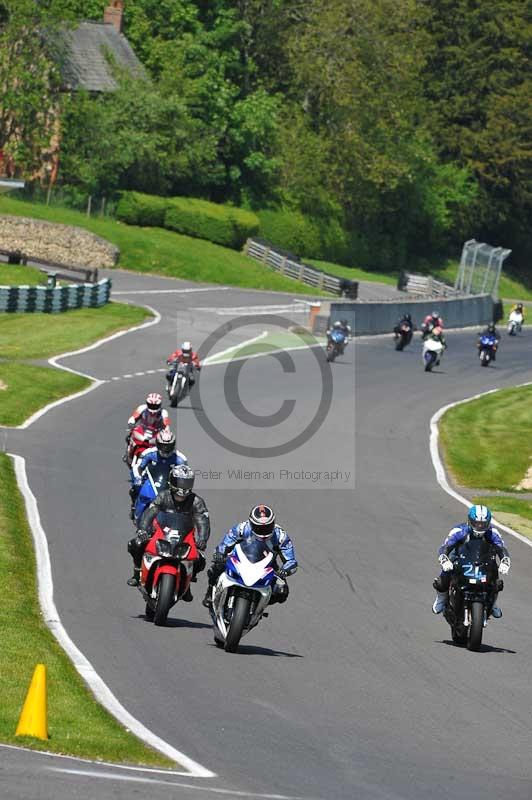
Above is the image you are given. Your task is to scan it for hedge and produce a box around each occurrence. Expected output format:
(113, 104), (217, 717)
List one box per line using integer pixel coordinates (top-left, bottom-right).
(116, 192), (259, 250)
(115, 192), (168, 227)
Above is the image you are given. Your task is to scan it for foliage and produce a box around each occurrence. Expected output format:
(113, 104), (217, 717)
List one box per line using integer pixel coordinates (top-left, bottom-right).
(115, 191), (168, 227)
(164, 196), (258, 248)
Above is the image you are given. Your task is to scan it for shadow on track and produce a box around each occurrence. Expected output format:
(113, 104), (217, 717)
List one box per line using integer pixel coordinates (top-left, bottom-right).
(208, 642), (303, 657)
(439, 639), (517, 654)
(136, 615), (212, 629)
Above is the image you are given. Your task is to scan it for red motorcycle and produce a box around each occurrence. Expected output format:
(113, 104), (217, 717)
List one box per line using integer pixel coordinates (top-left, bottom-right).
(125, 422), (159, 468)
(138, 509), (200, 625)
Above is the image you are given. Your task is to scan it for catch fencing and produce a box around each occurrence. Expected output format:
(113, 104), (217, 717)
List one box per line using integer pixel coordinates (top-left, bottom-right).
(455, 240), (511, 298)
(0, 278), (112, 312)
(244, 239), (358, 298)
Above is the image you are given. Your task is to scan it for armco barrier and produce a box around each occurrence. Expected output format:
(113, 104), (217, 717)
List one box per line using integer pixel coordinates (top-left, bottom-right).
(328, 294), (494, 335)
(0, 278), (112, 313)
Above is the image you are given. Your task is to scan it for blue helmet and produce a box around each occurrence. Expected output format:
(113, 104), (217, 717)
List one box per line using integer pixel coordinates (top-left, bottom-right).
(467, 504), (491, 537)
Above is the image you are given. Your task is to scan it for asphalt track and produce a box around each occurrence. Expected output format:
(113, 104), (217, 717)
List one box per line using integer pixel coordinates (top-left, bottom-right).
(3, 270), (532, 800)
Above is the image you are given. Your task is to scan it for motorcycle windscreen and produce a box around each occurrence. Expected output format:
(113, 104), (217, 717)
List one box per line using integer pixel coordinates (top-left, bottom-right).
(155, 509), (194, 538)
(454, 538), (498, 581)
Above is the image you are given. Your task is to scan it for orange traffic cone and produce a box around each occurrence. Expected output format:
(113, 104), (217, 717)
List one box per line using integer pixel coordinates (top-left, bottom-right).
(15, 664), (48, 740)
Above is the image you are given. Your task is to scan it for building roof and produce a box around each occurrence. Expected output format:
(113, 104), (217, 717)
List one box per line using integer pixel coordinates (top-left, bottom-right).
(59, 22), (145, 92)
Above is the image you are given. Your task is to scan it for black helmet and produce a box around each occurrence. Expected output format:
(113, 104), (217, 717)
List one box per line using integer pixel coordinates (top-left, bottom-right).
(249, 504), (275, 538)
(341, 319), (349, 327)
(156, 428), (175, 458)
(169, 464), (195, 499)
(487, 322), (496, 333)
(517, 303), (523, 311)
(404, 313), (412, 323)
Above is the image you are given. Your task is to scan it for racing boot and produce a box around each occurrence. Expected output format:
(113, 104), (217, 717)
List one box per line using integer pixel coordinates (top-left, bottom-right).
(181, 587), (193, 602)
(202, 586), (213, 608)
(432, 590), (448, 614)
(127, 568), (140, 587)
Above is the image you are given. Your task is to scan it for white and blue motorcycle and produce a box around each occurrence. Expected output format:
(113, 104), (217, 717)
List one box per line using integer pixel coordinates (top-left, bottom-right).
(209, 539), (282, 653)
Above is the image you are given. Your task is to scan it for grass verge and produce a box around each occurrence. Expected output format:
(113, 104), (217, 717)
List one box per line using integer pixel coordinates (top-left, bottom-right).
(439, 384), (532, 492)
(474, 496), (532, 541)
(205, 329), (323, 364)
(0, 263), (49, 286)
(0, 196), (325, 295)
(0, 302), (149, 360)
(0, 453), (173, 765)
(0, 363), (89, 426)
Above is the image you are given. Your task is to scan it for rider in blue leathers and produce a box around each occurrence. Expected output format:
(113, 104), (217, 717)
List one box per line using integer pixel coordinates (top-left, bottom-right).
(129, 429), (187, 518)
(202, 504), (298, 608)
(432, 504), (511, 617)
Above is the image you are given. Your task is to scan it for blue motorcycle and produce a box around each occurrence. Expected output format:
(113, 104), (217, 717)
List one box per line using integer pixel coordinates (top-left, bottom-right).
(133, 461), (170, 526)
(326, 329), (346, 362)
(478, 333), (497, 367)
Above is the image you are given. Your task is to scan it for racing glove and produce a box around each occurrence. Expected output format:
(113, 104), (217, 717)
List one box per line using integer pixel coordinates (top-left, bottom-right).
(438, 554), (454, 572)
(136, 529), (151, 545)
(278, 564), (297, 579)
(499, 557), (511, 575)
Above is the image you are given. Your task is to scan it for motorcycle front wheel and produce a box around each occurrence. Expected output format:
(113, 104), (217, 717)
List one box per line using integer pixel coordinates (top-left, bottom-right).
(154, 573), (175, 626)
(467, 601), (484, 651)
(326, 347), (336, 363)
(225, 595), (250, 653)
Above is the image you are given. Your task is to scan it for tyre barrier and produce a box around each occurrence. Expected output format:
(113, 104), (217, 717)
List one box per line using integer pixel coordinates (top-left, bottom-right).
(0, 278), (112, 313)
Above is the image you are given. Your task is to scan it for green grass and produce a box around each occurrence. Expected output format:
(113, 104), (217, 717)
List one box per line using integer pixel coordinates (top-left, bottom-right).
(0, 263), (49, 286)
(205, 329), (323, 364)
(0, 453), (174, 765)
(439, 385), (532, 492)
(0, 363), (89, 426)
(0, 196), (325, 295)
(0, 303), (149, 360)
(308, 258), (399, 286)
(474, 496), (532, 540)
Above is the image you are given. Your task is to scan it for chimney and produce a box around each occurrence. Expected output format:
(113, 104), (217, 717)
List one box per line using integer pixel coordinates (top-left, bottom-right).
(103, 1), (124, 33)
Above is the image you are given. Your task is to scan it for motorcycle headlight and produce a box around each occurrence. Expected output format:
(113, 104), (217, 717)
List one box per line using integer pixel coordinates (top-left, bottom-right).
(174, 542), (191, 559)
(156, 539), (173, 557)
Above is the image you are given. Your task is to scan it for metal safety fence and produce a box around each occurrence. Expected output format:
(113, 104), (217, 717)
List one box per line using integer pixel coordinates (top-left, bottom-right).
(244, 239), (358, 298)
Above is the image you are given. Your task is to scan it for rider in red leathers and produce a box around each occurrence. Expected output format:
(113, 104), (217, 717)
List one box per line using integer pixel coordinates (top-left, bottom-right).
(166, 341), (201, 388)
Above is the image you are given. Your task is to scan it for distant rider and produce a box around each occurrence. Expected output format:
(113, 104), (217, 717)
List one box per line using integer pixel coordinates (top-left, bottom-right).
(129, 429), (188, 518)
(478, 322), (500, 360)
(326, 320), (351, 354)
(421, 310), (443, 340)
(432, 504), (511, 617)
(166, 341), (201, 388)
(509, 302), (525, 321)
(202, 504), (298, 609)
(394, 312), (415, 343)
(127, 465), (210, 598)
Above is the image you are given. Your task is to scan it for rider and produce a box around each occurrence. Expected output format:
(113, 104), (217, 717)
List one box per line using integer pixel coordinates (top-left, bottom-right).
(166, 341), (201, 388)
(127, 465), (210, 598)
(478, 321), (500, 360)
(326, 320), (351, 353)
(393, 312), (415, 341)
(129, 429), (188, 518)
(426, 325), (447, 363)
(127, 393), (170, 438)
(202, 504), (298, 609)
(432, 504), (511, 617)
(421, 310), (443, 339)
(509, 302), (525, 320)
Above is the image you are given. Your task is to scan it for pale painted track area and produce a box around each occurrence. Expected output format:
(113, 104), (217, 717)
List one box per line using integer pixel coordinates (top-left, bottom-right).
(2, 269), (532, 800)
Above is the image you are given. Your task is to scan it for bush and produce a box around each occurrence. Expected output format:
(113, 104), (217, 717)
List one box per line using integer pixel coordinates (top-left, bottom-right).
(257, 207), (351, 263)
(116, 192), (169, 227)
(164, 198), (258, 249)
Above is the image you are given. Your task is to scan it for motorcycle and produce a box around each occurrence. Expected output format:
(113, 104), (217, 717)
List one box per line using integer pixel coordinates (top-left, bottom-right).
(507, 311), (523, 336)
(394, 322), (413, 351)
(138, 509), (199, 625)
(422, 338), (444, 372)
(326, 329), (346, 362)
(126, 423), (159, 468)
(167, 361), (192, 408)
(209, 538), (292, 653)
(443, 537), (503, 651)
(478, 333), (497, 366)
(133, 461), (170, 526)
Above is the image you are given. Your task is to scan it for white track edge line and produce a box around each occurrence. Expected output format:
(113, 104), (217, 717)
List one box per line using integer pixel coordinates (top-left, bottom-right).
(8, 453), (216, 778)
(430, 381), (532, 549)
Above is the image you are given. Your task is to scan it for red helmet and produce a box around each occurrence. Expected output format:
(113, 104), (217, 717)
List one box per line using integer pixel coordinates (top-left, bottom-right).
(145, 392), (162, 425)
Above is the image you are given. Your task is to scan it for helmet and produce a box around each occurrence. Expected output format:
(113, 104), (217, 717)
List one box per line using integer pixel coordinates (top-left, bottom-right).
(431, 311), (440, 321)
(169, 464), (195, 499)
(146, 392), (162, 413)
(181, 341), (192, 358)
(249, 504), (276, 538)
(404, 313), (412, 323)
(333, 321), (342, 329)
(487, 322), (496, 333)
(467, 504), (492, 537)
(517, 303), (523, 311)
(156, 428), (175, 458)
(341, 319), (349, 327)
